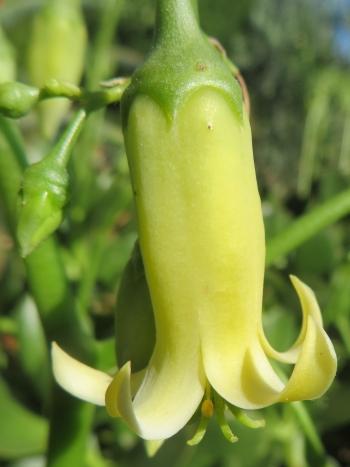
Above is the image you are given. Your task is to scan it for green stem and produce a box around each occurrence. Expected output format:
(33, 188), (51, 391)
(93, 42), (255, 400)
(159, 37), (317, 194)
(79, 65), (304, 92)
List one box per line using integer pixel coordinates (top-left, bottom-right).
(287, 403), (324, 457)
(83, 79), (130, 112)
(39, 78), (130, 111)
(155, 0), (200, 44)
(0, 138), (23, 234)
(40, 80), (82, 101)
(275, 368), (325, 456)
(266, 188), (350, 265)
(47, 109), (87, 167)
(0, 116), (27, 168)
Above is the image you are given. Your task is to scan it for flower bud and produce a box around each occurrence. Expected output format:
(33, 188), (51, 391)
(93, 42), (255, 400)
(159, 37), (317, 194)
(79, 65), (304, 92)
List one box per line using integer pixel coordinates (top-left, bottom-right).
(27, 0), (87, 139)
(0, 82), (39, 118)
(16, 108), (86, 257)
(17, 160), (68, 257)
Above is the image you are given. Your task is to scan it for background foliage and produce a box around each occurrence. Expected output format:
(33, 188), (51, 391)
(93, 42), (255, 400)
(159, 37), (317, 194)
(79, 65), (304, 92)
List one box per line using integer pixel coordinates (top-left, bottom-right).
(0, 0), (350, 466)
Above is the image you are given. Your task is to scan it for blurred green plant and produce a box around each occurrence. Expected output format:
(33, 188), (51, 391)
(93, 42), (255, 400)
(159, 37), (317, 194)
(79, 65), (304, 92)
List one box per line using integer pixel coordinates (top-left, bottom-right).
(0, 0), (349, 466)
(298, 68), (350, 196)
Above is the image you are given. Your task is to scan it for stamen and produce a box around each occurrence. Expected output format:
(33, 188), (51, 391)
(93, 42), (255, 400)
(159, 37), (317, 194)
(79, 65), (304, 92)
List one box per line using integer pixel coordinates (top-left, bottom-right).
(201, 399), (214, 418)
(228, 404), (265, 429)
(213, 392), (238, 443)
(187, 385), (214, 446)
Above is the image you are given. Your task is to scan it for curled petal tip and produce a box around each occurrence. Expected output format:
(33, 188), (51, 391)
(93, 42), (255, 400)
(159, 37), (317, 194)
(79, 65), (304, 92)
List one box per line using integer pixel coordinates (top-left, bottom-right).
(105, 361), (132, 418)
(51, 342), (112, 406)
(279, 313), (337, 402)
(244, 276), (336, 406)
(289, 275), (323, 326)
(212, 274), (336, 410)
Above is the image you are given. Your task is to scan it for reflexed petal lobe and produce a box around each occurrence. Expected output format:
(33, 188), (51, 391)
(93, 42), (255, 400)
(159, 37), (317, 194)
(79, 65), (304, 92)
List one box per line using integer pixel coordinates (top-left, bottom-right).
(205, 276), (336, 408)
(105, 341), (205, 440)
(52, 342), (112, 406)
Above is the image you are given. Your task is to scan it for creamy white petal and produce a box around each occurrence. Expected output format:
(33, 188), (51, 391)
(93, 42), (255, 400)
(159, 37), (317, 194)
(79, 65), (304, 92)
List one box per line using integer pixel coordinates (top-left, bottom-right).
(278, 277), (337, 401)
(204, 276), (336, 408)
(279, 315), (336, 401)
(290, 275), (323, 326)
(239, 341), (285, 408)
(259, 275), (324, 364)
(105, 346), (205, 440)
(258, 330), (300, 364)
(249, 277), (335, 405)
(52, 342), (112, 406)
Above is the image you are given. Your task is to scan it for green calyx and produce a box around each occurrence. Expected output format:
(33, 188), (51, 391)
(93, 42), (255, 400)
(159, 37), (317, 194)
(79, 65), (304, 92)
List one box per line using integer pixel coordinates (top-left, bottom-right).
(121, 0), (242, 125)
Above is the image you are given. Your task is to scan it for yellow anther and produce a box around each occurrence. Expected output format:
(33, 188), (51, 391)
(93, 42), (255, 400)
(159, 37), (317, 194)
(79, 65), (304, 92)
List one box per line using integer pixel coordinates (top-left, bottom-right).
(201, 399), (214, 418)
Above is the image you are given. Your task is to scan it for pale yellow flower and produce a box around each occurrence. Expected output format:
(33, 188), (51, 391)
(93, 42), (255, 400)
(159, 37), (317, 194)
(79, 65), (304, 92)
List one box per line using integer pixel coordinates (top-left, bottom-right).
(52, 89), (336, 441)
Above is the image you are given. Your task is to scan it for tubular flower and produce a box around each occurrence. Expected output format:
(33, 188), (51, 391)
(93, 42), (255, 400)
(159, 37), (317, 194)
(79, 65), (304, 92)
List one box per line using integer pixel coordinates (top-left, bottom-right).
(52, 0), (336, 442)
